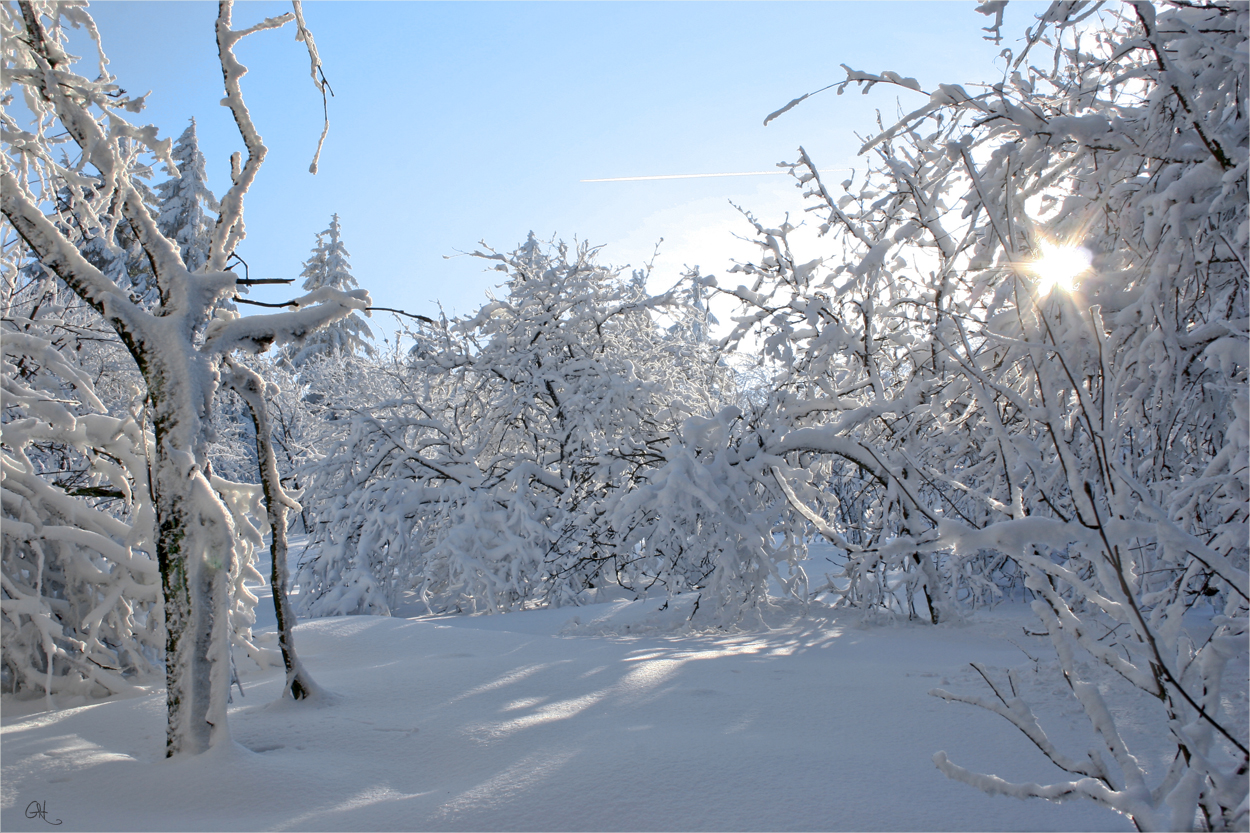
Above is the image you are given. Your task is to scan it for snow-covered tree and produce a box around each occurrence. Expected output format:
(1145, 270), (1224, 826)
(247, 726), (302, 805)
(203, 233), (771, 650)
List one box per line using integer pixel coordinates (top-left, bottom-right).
(220, 358), (317, 700)
(2, 0), (361, 756)
(287, 213), (374, 366)
(728, 0), (1246, 827)
(608, 401), (810, 627)
(155, 120), (262, 483)
(2, 248), (162, 700)
(155, 120), (219, 278)
(2, 240), (280, 703)
(292, 235), (764, 620)
(19, 177), (160, 310)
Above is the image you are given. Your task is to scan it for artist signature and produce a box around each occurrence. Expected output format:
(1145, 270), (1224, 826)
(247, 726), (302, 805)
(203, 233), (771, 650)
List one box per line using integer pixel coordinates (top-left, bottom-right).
(25, 800), (62, 825)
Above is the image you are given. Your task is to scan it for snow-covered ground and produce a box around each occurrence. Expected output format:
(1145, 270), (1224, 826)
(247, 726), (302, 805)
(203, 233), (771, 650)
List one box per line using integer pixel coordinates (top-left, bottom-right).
(2, 560), (1156, 833)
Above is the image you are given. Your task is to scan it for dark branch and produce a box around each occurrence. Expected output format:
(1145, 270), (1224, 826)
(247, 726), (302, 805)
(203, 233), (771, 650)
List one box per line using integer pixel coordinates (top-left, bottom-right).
(234, 297), (296, 309)
(370, 306), (434, 324)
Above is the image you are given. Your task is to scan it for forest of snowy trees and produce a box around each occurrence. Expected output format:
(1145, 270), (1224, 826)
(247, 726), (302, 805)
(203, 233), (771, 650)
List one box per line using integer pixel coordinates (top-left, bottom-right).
(2, 1), (1245, 830)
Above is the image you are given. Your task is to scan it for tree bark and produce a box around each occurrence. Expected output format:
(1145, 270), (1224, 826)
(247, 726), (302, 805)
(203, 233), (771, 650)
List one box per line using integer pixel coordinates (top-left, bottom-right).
(223, 360), (317, 699)
(147, 353), (236, 755)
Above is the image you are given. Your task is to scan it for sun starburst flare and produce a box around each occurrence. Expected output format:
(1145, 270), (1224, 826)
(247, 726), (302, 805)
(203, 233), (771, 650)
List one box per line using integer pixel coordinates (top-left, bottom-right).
(1028, 242), (1092, 296)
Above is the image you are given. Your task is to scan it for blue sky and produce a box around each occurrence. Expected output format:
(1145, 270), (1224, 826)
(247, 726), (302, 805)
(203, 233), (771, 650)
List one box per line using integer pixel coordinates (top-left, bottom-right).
(83, 1), (1043, 332)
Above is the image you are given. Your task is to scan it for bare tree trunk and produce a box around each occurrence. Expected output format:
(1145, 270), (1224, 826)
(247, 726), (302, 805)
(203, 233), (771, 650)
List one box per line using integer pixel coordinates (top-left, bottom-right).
(223, 360), (317, 699)
(147, 353), (237, 755)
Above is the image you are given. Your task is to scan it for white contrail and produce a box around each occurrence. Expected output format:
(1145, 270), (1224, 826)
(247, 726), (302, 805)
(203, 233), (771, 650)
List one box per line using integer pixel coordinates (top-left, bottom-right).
(581, 168), (846, 183)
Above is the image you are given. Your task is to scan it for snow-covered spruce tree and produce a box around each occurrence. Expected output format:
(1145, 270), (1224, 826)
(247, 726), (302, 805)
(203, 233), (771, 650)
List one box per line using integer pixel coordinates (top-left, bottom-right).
(155, 120), (219, 277)
(154, 117), (242, 351)
(734, 0), (1246, 827)
(294, 235), (756, 619)
(2, 0), (363, 755)
(286, 213), (374, 367)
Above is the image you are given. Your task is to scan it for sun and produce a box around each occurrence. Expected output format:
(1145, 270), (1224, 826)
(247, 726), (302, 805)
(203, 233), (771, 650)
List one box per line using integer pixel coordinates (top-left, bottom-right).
(1029, 242), (1092, 296)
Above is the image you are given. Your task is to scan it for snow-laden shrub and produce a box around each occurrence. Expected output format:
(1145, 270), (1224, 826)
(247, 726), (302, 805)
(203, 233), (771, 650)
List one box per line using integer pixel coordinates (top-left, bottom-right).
(731, 0), (1247, 827)
(611, 405), (809, 628)
(1, 276), (163, 697)
(295, 235), (755, 618)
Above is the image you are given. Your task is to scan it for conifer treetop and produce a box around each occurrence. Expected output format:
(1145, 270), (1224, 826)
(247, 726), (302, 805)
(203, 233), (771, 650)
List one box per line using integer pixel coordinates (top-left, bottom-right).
(290, 213), (374, 365)
(154, 119), (219, 275)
